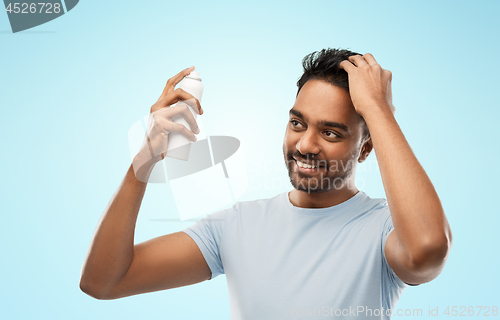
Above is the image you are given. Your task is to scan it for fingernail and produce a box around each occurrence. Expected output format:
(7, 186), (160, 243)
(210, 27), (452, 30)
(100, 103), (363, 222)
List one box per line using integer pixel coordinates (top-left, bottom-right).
(192, 136), (197, 141)
(195, 128), (200, 134)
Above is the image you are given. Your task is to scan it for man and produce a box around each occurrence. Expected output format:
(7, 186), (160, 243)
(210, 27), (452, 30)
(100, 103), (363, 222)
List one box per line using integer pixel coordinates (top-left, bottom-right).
(80, 48), (452, 320)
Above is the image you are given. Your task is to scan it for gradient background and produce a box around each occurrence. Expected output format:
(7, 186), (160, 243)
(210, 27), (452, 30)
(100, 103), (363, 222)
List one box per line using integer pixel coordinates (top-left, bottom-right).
(1, 1), (499, 319)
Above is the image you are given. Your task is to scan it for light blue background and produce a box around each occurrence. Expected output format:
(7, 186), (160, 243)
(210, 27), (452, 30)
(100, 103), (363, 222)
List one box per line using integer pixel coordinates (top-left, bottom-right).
(1, 1), (499, 319)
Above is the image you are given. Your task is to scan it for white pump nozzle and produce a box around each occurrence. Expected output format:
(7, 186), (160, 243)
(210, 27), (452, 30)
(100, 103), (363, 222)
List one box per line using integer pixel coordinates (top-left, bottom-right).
(186, 71), (201, 80)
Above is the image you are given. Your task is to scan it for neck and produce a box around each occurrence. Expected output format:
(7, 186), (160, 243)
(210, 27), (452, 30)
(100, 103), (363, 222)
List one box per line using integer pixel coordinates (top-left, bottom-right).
(288, 186), (359, 209)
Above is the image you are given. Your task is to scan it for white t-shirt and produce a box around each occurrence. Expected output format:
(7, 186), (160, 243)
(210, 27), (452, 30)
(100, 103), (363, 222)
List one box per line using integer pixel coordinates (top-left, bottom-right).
(182, 190), (408, 319)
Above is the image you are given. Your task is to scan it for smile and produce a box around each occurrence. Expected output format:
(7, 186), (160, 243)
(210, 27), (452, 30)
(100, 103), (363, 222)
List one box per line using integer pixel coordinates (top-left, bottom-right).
(293, 159), (325, 173)
(297, 160), (318, 169)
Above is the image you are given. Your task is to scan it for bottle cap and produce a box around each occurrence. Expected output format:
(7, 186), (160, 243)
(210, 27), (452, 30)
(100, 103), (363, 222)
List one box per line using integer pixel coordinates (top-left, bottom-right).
(186, 71), (201, 81)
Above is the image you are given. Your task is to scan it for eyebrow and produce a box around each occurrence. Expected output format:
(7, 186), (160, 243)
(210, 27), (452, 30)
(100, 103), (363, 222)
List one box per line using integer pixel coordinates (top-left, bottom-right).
(289, 109), (350, 134)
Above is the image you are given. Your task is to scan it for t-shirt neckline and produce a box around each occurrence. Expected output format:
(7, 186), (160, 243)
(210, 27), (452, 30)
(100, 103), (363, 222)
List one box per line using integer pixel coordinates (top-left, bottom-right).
(283, 190), (367, 215)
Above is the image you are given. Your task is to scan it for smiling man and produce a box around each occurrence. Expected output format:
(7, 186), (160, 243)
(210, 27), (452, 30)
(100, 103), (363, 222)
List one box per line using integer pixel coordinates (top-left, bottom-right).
(80, 48), (452, 320)
(284, 79), (369, 205)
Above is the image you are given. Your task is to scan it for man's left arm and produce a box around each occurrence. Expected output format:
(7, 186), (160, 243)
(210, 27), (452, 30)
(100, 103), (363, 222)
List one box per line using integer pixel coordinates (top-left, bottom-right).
(340, 54), (452, 285)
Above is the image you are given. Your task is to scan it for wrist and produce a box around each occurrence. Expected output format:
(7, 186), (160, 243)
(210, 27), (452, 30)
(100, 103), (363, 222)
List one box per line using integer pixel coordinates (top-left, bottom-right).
(132, 150), (163, 183)
(358, 103), (395, 123)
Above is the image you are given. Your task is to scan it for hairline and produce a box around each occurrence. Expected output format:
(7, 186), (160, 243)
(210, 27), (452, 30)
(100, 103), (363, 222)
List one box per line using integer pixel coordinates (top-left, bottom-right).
(295, 78), (370, 142)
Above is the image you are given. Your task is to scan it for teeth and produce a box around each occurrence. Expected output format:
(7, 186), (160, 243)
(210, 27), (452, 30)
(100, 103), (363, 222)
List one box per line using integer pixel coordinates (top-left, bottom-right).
(296, 160), (317, 169)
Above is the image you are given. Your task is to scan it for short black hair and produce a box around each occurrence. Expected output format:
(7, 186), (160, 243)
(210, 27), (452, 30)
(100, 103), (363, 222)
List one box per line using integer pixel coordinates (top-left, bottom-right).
(296, 48), (370, 142)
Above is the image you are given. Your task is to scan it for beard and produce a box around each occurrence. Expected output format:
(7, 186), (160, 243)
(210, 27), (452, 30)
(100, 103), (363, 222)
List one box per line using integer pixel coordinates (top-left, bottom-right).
(284, 151), (357, 194)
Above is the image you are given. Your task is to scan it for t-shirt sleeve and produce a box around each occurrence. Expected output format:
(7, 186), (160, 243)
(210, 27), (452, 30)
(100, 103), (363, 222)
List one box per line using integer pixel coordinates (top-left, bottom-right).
(181, 205), (235, 280)
(381, 209), (409, 289)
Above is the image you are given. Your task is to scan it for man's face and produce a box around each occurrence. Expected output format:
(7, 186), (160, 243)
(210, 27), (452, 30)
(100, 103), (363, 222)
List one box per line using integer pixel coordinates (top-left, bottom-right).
(283, 79), (368, 193)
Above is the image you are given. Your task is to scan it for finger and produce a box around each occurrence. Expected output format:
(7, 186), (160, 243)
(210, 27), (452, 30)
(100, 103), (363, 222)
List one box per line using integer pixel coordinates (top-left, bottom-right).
(362, 53), (379, 67)
(165, 103), (200, 134)
(348, 54), (369, 67)
(384, 69), (392, 80)
(158, 88), (203, 115)
(339, 60), (355, 73)
(163, 121), (197, 142)
(157, 66), (195, 101)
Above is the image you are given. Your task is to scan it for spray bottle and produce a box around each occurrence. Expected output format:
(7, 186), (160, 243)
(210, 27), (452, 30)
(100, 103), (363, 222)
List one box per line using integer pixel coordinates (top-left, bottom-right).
(165, 71), (204, 160)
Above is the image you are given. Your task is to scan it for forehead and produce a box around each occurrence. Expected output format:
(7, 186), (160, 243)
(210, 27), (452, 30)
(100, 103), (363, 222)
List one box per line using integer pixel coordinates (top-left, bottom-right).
(292, 79), (360, 129)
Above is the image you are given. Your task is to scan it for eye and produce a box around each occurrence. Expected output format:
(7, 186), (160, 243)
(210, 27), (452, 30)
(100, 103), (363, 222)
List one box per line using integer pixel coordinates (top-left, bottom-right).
(290, 119), (303, 128)
(324, 131), (340, 138)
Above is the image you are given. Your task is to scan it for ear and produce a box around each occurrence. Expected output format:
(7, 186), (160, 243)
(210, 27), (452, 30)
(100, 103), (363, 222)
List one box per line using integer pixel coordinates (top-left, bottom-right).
(358, 136), (373, 163)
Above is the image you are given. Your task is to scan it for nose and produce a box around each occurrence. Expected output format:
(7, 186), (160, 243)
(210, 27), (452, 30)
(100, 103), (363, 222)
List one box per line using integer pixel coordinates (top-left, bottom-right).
(296, 129), (320, 156)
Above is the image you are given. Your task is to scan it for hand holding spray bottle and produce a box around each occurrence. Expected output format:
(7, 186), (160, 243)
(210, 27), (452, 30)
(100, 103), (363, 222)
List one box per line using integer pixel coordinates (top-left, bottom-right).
(166, 70), (205, 160)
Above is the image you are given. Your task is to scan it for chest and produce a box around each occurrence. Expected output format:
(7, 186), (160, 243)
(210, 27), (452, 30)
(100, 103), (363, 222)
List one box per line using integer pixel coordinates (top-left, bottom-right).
(221, 214), (383, 284)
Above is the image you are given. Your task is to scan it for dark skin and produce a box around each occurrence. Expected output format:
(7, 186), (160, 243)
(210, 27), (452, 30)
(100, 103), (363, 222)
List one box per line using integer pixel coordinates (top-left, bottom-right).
(284, 79), (370, 208)
(341, 54), (451, 284)
(80, 67), (211, 300)
(285, 53), (452, 285)
(80, 55), (452, 301)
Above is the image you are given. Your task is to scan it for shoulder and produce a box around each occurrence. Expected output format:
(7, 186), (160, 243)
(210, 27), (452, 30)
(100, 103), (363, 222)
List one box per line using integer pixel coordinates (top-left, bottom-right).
(355, 191), (391, 221)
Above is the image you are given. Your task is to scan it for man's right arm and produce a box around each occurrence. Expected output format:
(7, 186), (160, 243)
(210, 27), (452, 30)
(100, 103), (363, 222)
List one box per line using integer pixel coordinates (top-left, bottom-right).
(79, 66), (210, 300)
(79, 163), (211, 300)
